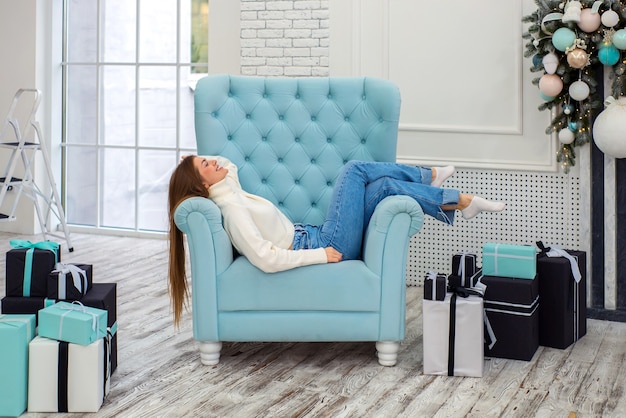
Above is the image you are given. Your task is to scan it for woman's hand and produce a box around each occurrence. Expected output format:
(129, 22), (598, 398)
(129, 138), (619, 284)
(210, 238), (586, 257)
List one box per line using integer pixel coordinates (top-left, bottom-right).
(325, 247), (343, 263)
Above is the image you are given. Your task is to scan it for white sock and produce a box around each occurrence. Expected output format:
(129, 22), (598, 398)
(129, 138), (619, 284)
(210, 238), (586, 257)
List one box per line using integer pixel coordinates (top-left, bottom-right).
(431, 166), (455, 187)
(461, 196), (506, 219)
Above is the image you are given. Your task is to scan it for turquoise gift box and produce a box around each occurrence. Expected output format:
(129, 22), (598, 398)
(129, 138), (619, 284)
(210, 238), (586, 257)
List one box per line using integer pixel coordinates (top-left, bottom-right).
(0, 314), (36, 417)
(38, 301), (107, 346)
(482, 243), (537, 280)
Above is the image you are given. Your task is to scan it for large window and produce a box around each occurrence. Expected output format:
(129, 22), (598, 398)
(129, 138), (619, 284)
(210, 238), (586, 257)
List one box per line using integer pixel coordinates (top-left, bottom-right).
(62, 0), (208, 233)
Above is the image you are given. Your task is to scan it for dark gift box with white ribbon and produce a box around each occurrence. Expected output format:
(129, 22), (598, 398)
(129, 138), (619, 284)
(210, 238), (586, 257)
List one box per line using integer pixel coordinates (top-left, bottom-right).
(480, 274), (539, 361)
(536, 243), (586, 349)
(47, 263), (93, 301)
(448, 253), (478, 288)
(423, 272), (447, 301)
(423, 287), (485, 377)
(81, 283), (118, 373)
(6, 240), (61, 297)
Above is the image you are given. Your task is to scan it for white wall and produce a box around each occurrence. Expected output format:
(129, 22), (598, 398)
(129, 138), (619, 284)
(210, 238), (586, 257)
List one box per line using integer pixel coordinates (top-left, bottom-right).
(0, 0), (39, 234)
(329, 0), (559, 172)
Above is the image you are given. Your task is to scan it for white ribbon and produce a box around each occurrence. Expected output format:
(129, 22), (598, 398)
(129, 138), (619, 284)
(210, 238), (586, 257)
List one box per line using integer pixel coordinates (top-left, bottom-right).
(53, 263), (88, 299)
(57, 301), (99, 341)
(545, 245), (582, 283)
(604, 96), (626, 108)
(541, 12), (565, 35)
(473, 276), (497, 350)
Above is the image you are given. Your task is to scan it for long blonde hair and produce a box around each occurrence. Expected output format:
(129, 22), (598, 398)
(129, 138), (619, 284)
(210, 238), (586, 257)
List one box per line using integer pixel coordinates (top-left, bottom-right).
(168, 156), (210, 326)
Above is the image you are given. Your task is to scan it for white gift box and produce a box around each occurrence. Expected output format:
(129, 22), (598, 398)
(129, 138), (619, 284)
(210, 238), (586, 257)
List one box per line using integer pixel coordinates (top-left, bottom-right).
(28, 335), (111, 413)
(423, 291), (484, 377)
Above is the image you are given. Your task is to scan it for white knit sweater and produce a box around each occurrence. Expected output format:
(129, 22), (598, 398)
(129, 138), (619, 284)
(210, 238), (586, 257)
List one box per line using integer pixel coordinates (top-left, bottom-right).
(206, 156), (328, 273)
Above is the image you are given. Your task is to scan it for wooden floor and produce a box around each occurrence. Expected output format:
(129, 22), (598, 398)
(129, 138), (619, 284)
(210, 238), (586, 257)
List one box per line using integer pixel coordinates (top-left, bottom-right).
(2, 232), (626, 418)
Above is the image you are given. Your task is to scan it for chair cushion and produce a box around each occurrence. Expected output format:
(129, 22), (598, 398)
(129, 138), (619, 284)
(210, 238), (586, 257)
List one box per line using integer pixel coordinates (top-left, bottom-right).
(217, 258), (381, 312)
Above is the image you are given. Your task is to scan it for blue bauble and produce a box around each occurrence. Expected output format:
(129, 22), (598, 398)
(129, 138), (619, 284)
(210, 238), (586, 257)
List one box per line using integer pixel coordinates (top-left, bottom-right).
(533, 54), (542, 67)
(552, 27), (576, 52)
(568, 121), (578, 132)
(563, 103), (575, 115)
(599, 43), (620, 66)
(539, 91), (556, 102)
(613, 29), (626, 50)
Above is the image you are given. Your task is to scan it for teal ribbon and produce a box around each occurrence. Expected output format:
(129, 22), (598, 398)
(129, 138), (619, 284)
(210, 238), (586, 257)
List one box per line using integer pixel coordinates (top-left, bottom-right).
(9, 240), (60, 297)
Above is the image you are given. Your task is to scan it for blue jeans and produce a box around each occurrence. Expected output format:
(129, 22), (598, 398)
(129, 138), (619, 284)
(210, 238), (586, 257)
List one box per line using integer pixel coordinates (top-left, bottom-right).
(292, 160), (460, 260)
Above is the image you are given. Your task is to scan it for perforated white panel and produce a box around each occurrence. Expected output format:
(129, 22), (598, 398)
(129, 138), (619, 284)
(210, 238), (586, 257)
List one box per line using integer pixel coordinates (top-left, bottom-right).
(406, 169), (581, 286)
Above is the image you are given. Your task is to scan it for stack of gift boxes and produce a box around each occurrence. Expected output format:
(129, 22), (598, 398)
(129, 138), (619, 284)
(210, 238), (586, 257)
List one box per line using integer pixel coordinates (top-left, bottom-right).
(0, 240), (117, 417)
(423, 242), (586, 378)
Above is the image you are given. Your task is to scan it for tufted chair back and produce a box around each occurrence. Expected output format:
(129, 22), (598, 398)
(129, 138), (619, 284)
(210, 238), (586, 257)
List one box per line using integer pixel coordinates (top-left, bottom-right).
(193, 74), (401, 225)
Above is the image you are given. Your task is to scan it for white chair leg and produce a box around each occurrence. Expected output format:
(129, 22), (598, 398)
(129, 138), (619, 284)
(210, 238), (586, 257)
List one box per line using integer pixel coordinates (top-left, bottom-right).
(376, 341), (399, 366)
(198, 341), (222, 365)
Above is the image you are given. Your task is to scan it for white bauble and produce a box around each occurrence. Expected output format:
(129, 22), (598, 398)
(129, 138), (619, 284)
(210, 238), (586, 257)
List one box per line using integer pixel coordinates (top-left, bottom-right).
(601, 10), (620, 27)
(558, 128), (575, 144)
(542, 53), (559, 74)
(569, 80), (590, 101)
(593, 96), (626, 158)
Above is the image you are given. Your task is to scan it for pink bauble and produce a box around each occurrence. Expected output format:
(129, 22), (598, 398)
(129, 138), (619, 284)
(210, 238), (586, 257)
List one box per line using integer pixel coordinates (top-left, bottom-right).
(539, 74), (564, 97)
(578, 8), (601, 32)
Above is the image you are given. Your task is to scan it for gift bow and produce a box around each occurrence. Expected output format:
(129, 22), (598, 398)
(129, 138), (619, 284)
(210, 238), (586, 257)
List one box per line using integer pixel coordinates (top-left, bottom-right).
(537, 241), (582, 283)
(449, 281), (497, 351)
(53, 263), (88, 299)
(9, 239), (60, 296)
(58, 301), (100, 340)
(10, 239), (60, 254)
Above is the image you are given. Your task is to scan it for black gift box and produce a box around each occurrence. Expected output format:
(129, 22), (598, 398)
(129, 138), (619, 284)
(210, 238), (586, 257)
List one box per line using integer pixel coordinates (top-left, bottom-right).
(6, 245), (61, 297)
(424, 273), (447, 301)
(448, 269), (483, 289)
(451, 253), (478, 281)
(81, 283), (118, 373)
(536, 250), (587, 349)
(481, 275), (539, 361)
(47, 263), (93, 300)
(0, 296), (56, 324)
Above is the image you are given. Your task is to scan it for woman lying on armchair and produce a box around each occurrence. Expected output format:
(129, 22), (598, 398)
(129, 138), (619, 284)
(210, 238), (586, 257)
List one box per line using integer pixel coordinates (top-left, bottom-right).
(167, 156), (505, 325)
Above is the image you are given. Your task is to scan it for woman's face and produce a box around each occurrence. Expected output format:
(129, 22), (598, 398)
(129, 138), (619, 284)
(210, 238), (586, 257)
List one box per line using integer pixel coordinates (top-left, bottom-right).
(194, 157), (229, 188)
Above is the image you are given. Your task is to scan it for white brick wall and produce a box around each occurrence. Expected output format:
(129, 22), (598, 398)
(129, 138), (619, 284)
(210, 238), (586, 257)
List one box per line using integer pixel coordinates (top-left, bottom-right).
(240, 0), (329, 76)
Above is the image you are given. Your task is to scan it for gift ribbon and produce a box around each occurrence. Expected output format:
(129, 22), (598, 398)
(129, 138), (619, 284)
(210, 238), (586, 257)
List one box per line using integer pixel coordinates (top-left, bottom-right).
(447, 286), (489, 376)
(58, 341), (69, 412)
(465, 276), (498, 350)
(456, 252), (476, 286)
(56, 334), (111, 413)
(0, 315), (34, 341)
(57, 301), (100, 342)
(53, 263), (88, 299)
(10, 240), (60, 297)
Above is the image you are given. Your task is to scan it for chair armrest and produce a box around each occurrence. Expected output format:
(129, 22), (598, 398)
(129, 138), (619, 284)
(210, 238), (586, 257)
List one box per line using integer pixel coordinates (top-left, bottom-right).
(362, 195), (424, 341)
(362, 195), (424, 275)
(173, 196), (233, 341)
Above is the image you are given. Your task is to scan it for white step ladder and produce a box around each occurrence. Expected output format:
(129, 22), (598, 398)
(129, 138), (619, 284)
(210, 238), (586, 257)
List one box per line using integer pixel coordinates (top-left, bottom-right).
(0, 88), (73, 252)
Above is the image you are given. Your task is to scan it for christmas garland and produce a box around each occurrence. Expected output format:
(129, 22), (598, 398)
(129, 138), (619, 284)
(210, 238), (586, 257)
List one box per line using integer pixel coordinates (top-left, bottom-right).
(523, 0), (626, 172)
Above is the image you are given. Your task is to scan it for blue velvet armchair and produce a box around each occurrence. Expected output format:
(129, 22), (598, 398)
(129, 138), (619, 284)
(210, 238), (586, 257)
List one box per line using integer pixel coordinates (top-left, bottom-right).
(174, 74), (424, 366)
